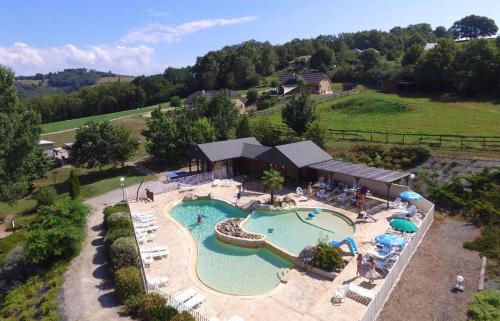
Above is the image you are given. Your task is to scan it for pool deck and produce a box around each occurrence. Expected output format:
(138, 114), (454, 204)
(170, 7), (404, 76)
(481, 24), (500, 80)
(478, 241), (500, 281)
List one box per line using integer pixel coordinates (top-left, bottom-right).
(129, 180), (402, 321)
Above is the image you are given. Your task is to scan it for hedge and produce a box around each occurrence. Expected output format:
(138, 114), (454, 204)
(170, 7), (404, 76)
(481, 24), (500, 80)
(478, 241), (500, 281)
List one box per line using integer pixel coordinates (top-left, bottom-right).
(114, 266), (145, 303)
(140, 293), (178, 321)
(109, 237), (139, 270)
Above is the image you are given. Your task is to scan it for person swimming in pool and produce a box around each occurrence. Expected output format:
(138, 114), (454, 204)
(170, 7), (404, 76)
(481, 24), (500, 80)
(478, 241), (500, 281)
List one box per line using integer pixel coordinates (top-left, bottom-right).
(197, 214), (204, 224)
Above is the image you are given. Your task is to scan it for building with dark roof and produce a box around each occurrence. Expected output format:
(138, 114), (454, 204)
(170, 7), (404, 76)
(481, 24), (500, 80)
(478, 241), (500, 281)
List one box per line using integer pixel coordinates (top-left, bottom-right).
(278, 72), (333, 95)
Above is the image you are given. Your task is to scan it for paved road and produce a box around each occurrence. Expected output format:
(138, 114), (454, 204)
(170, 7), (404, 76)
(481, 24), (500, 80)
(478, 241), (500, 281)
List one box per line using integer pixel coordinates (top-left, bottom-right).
(60, 188), (132, 321)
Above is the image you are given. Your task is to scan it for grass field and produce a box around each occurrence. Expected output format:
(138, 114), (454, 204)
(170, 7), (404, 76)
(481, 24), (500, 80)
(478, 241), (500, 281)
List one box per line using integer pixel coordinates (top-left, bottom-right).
(41, 103), (167, 134)
(253, 91), (500, 136)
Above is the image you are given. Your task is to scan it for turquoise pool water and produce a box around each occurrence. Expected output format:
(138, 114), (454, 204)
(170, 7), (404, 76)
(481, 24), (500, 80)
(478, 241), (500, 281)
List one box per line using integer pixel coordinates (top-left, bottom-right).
(244, 209), (355, 256)
(171, 200), (292, 295)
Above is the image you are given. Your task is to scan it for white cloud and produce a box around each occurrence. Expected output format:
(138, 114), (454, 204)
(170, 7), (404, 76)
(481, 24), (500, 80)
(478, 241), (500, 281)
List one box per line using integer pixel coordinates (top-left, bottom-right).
(0, 42), (157, 75)
(123, 16), (257, 43)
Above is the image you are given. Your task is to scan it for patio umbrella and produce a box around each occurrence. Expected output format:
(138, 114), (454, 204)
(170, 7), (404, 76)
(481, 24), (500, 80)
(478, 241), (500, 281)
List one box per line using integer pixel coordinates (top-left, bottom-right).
(399, 190), (422, 202)
(375, 233), (405, 248)
(390, 218), (418, 233)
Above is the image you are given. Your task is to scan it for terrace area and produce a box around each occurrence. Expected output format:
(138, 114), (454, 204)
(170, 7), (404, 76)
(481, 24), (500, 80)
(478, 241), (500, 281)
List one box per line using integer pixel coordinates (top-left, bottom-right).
(125, 173), (434, 321)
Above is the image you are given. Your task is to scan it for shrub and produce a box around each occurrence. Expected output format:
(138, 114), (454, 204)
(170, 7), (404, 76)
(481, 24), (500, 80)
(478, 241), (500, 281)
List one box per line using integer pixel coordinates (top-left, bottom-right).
(170, 311), (196, 321)
(32, 187), (58, 206)
(311, 242), (343, 272)
(69, 168), (80, 199)
(104, 203), (129, 222)
(246, 89), (259, 106)
(467, 289), (500, 321)
(106, 212), (132, 230)
(109, 237), (138, 270)
(105, 227), (134, 247)
(124, 294), (144, 315)
(139, 293), (178, 321)
(114, 266), (144, 303)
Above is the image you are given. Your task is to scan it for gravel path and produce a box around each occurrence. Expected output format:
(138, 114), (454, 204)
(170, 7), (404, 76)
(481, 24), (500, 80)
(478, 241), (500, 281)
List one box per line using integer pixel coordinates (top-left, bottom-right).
(60, 188), (131, 321)
(378, 215), (482, 321)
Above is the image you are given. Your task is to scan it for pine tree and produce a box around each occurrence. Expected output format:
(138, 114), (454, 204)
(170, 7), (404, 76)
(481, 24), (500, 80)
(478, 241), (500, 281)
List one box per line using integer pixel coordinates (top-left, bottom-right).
(69, 168), (80, 199)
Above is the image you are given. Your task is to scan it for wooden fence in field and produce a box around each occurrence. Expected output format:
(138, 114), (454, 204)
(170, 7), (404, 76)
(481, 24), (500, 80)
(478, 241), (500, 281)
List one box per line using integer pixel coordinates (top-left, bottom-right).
(255, 124), (500, 151)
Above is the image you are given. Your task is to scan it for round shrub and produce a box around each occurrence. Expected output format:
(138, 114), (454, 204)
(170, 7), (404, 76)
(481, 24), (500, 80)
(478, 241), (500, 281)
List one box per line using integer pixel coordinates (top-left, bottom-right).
(114, 266), (144, 303)
(104, 203), (129, 222)
(32, 187), (58, 206)
(105, 227), (134, 247)
(106, 211), (132, 230)
(123, 294), (144, 315)
(139, 293), (178, 321)
(110, 237), (139, 270)
(311, 242), (343, 272)
(170, 311), (196, 321)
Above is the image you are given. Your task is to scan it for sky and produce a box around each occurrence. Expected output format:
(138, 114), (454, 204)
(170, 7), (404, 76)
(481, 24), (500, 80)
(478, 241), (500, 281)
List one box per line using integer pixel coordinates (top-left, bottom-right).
(2, 0), (499, 76)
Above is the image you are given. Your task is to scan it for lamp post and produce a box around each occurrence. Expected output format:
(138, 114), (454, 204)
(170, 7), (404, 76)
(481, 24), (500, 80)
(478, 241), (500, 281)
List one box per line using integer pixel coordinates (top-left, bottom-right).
(120, 176), (125, 202)
(408, 173), (416, 189)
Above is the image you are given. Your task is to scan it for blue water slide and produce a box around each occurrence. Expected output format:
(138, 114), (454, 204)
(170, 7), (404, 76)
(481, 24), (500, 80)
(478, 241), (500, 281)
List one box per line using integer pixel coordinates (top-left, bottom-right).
(329, 237), (359, 256)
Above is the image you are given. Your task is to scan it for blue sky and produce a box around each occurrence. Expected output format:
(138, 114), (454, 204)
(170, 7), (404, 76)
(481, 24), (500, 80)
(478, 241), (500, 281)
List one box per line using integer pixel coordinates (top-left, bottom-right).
(2, 0), (499, 75)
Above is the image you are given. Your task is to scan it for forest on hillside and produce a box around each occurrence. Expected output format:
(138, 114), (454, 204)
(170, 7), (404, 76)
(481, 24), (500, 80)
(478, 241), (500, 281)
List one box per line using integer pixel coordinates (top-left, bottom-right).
(18, 15), (500, 123)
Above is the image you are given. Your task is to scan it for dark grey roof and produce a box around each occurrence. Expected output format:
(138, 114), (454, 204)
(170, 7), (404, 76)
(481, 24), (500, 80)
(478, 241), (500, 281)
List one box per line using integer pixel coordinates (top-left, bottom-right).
(308, 159), (410, 184)
(274, 140), (332, 168)
(194, 137), (261, 162)
(241, 143), (272, 159)
(279, 72), (330, 86)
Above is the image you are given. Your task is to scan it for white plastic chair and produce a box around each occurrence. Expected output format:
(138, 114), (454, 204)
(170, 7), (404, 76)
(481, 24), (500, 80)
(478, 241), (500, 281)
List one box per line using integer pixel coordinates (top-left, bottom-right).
(295, 187), (304, 197)
(337, 193), (348, 204)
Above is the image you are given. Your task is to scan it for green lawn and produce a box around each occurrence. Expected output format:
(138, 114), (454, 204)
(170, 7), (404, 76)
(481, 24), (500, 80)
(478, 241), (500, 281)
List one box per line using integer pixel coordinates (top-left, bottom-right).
(253, 91), (500, 136)
(41, 103), (168, 134)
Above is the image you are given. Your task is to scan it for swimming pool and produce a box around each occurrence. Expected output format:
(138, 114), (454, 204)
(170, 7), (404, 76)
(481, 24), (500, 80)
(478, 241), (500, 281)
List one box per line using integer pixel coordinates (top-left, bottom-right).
(171, 200), (292, 295)
(244, 209), (355, 256)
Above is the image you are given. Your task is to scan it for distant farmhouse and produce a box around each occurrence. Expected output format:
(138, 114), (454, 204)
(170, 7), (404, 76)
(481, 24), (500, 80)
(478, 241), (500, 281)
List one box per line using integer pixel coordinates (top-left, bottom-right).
(279, 72), (333, 95)
(423, 42), (437, 51)
(184, 90), (251, 114)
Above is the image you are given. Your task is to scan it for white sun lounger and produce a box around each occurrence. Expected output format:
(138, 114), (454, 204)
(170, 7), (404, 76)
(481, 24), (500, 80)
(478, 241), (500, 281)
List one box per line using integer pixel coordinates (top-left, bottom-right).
(209, 317), (221, 321)
(347, 284), (375, 305)
(174, 288), (197, 303)
(212, 179), (221, 187)
(141, 245), (168, 253)
(146, 276), (169, 289)
(133, 216), (156, 223)
(135, 225), (158, 233)
(142, 256), (153, 268)
(137, 233), (156, 244)
(183, 293), (205, 309)
(227, 316), (245, 321)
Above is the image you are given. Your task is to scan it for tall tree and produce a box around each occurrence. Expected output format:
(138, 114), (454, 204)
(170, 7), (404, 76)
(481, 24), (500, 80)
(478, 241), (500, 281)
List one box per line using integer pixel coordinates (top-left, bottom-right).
(112, 126), (139, 166)
(282, 94), (318, 135)
(262, 169), (284, 204)
(185, 117), (217, 146)
(433, 26), (449, 38)
(235, 115), (252, 138)
(201, 90), (239, 139)
(142, 107), (183, 163)
(0, 66), (48, 201)
(402, 44), (424, 66)
(310, 47), (336, 72)
(69, 168), (80, 199)
(449, 15), (498, 40)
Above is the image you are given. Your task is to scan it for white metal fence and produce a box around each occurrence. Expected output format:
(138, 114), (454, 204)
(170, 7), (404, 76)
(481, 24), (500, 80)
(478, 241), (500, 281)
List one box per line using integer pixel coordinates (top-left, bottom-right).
(125, 171), (214, 201)
(360, 198), (435, 321)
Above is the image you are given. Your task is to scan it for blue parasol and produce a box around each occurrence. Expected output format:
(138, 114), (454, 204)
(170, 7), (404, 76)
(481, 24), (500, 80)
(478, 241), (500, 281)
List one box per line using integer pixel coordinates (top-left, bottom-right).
(400, 190), (422, 201)
(375, 233), (405, 248)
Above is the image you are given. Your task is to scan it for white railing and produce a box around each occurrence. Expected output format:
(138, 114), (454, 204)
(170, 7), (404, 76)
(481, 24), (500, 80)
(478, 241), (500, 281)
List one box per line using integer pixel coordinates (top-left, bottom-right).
(125, 171), (214, 201)
(150, 285), (211, 321)
(360, 199), (435, 321)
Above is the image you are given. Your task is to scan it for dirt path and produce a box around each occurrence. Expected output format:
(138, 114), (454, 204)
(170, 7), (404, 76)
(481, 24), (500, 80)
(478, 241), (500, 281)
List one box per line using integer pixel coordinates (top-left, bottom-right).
(60, 188), (131, 321)
(378, 215), (482, 321)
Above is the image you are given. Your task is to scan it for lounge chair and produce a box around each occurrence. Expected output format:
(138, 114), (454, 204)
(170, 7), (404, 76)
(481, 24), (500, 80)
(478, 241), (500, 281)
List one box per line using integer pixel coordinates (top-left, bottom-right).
(142, 256), (153, 268)
(397, 205), (418, 218)
(313, 176), (325, 188)
(346, 284), (375, 305)
(331, 286), (348, 305)
(146, 276), (169, 289)
(337, 193), (348, 204)
(174, 288), (197, 303)
(316, 189), (327, 199)
(375, 256), (399, 272)
(222, 179), (231, 187)
(183, 293), (205, 309)
(209, 318), (221, 321)
(389, 197), (402, 209)
(227, 316), (245, 321)
(212, 179), (221, 187)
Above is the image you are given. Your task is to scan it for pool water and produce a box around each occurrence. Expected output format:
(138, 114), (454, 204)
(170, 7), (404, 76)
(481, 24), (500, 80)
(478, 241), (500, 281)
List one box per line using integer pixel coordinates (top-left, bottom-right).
(171, 200), (292, 295)
(244, 209), (355, 256)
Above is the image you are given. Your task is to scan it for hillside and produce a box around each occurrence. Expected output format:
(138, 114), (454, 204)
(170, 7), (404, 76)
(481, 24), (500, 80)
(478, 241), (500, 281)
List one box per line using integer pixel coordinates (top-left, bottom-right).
(15, 68), (134, 100)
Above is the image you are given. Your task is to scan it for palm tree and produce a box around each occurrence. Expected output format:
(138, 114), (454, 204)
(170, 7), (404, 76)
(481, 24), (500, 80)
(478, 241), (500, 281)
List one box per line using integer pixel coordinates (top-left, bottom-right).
(262, 169), (284, 204)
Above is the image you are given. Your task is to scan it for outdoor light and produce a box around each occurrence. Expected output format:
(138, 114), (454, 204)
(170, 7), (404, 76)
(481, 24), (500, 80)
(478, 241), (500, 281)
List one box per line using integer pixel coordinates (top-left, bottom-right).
(120, 177), (126, 202)
(455, 275), (465, 291)
(410, 173), (416, 179)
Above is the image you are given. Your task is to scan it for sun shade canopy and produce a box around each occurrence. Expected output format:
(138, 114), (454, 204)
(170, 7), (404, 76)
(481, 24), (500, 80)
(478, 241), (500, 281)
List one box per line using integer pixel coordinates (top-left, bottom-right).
(308, 159), (410, 184)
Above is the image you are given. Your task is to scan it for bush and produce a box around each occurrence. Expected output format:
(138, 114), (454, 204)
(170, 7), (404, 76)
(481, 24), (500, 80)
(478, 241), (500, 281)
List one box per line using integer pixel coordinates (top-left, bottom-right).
(114, 266), (144, 303)
(246, 89), (259, 106)
(170, 311), (196, 321)
(106, 212), (132, 230)
(69, 168), (80, 199)
(467, 289), (500, 321)
(139, 293), (178, 321)
(109, 237), (138, 270)
(32, 187), (58, 206)
(105, 227), (134, 247)
(103, 203), (129, 222)
(124, 294), (144, 315)
(311, 242), (343, 272)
